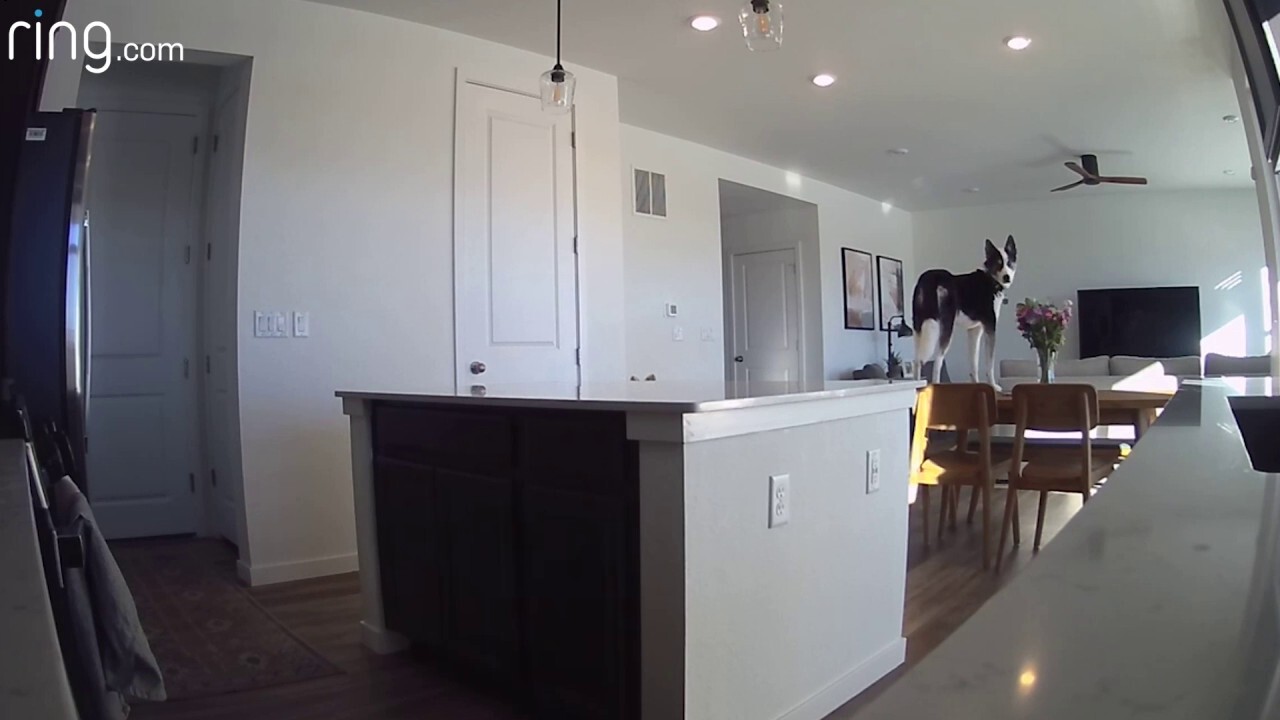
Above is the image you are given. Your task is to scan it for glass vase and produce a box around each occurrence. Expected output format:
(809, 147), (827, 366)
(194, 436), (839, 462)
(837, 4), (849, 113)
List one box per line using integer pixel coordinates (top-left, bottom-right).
(1036, 346), (1057, 384)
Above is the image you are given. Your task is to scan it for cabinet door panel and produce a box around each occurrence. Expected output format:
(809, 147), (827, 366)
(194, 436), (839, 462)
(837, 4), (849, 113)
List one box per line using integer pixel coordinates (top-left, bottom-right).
(522, 485), (632, 718)
(439, 469), (519, 679)
(373, 460), (445, 647)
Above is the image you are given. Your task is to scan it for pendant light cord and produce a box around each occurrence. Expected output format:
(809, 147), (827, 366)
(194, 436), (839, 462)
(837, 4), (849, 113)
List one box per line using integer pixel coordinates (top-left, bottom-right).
(555, 0), (563, 68)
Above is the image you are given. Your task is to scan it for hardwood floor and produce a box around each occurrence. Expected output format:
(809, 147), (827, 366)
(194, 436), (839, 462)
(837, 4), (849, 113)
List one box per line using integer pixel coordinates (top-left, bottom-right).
(129, 488), (1083, 720)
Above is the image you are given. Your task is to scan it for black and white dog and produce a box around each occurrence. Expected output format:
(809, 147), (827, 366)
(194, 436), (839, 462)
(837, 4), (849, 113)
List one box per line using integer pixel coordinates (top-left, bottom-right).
(912, 236), (1018, 387)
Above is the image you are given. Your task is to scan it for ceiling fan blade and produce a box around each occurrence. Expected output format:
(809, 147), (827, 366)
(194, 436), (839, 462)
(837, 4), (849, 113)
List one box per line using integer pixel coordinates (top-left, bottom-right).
(1051, 180), (1086, 192)
(1098, 176), (1149, 185)
(1065, 162), (1094, 179)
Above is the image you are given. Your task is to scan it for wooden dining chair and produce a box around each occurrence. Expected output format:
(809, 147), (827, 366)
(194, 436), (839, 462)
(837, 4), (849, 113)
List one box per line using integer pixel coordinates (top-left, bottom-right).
(996, 383), (1121, 571)
(909, 384), (1002, 568)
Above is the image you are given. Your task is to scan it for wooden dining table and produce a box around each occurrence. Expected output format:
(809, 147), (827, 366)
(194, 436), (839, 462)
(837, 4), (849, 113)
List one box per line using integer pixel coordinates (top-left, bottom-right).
(995, 375), (1178, 440)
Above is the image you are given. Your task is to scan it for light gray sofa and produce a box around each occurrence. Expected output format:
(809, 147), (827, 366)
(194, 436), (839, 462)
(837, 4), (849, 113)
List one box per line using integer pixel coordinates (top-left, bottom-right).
(1000, 355), (1203, 381)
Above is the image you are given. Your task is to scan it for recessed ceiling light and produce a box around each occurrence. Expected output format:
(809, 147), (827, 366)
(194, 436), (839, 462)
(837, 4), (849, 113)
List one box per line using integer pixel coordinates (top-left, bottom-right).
(690, 15), (720, 31)
(887, 148), (910, 156)
(1005, 36), (1033, 51)
(1223, 114), (1241, 123)
(812, 73), (837, 88)
(964, 187), (981, 193)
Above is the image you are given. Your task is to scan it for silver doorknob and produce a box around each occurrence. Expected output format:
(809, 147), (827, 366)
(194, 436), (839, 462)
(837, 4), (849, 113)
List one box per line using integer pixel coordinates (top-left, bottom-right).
(734, 356), (745, 363)
(470, 361), (487, 375)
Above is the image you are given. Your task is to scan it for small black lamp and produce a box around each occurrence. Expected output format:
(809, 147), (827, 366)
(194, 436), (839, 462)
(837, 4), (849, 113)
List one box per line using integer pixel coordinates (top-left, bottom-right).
(887, 315), (913, 379)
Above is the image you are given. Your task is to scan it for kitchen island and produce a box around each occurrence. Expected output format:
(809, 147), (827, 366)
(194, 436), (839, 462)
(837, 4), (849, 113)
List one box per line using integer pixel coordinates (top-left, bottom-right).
(339, 380), (923, 720)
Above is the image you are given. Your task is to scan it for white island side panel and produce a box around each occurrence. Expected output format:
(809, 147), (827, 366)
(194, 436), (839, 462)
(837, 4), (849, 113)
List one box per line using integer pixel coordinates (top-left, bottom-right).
(678, 408), (911, 720)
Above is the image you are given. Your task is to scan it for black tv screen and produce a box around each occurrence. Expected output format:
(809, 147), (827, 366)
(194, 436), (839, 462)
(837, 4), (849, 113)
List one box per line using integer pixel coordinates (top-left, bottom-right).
(1077, 287), (1201, 359)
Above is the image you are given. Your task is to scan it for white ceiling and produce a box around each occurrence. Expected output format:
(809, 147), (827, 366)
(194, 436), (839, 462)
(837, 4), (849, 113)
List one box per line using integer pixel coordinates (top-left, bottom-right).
(307, 0), (1253, 211)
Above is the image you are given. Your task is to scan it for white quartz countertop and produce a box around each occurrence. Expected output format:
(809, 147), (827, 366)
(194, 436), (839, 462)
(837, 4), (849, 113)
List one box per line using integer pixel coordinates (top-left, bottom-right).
(856, 378), (1280, 719)
(0, 439), (78, 720)
(338, 379), (924, 413)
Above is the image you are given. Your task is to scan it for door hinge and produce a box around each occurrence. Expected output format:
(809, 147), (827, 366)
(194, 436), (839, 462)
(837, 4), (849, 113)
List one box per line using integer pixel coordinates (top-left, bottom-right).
(189, 473), (196, 493)
(211, 468), (218, 487)
(573, 235), (579, 254)
(192, 136), (199, 155)
(183, 358), (190, 379)
(206, 243), (212, 261)
(213, 134), (220, 153)
(575, 348), (581, 365)
(205, 355), (211, 374)
(185, 245), (192, 265)
(571, 131), (576, 149)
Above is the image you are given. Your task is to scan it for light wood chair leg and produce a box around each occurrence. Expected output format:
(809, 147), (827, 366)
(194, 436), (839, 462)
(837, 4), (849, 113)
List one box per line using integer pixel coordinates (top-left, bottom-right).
(981, 483), (992, 569)
(921, 485), (930, 551)
(948, 486), (959, 531)
(1012, 492), (1022, 546)
(996, 486), (1018, 572)
(1033, 490), (1048, 551)
(966, 486), (979, 525)
(937, 487), (949, 543)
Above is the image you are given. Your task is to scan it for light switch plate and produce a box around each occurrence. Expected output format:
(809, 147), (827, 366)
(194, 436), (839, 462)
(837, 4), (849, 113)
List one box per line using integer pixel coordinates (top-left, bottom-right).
(293, 312), (310, 338)
(769, 474), (791, 528)
(700, 327), (714, 342)
(672, 326), (685, 342)
(866, 449), (881, 494)
(253, 312), (270, 338)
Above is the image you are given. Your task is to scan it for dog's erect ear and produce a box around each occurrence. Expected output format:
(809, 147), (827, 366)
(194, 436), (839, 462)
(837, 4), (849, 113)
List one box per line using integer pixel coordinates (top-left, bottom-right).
(985, 239), (1000, 263)
(1005, 235), (1017, 264)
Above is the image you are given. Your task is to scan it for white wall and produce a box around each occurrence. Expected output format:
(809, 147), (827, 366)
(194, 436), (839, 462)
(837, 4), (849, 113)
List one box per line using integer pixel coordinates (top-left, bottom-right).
(720, 199), (824, 385)
(621, 125), (915, 383)
(52, 0), (627, 582)
(912, 190), (1268, 380)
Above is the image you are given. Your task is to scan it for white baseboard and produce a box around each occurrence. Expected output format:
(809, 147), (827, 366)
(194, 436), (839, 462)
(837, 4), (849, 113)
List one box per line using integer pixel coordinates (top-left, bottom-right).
(236, 552), (359, 587)
(777, 637), (907, 720)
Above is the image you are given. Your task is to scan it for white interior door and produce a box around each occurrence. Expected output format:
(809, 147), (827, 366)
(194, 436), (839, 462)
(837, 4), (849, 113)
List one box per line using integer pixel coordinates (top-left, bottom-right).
(87, 110), (201, 539)
(455, 80), (578, 390)
(728, 249), (802, 385)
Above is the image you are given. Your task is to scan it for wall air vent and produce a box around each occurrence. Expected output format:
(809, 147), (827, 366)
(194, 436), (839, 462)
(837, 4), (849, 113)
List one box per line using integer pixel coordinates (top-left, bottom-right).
(633, 168), (667, 218)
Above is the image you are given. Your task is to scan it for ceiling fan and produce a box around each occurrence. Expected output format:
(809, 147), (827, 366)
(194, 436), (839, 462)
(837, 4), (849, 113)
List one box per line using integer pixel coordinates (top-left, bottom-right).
(1051, 154), (1149, 193)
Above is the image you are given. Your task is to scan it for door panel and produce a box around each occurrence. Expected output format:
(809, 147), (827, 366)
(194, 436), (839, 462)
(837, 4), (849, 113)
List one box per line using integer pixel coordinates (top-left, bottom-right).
(729, 249), (801, 385)
(456, 82), (578, 390)
(87, 110), (201, 538)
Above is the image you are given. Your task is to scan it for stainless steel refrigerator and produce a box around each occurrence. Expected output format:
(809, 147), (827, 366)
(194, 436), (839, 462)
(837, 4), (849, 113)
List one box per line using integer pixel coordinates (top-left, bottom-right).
(4, 109), (95, 487)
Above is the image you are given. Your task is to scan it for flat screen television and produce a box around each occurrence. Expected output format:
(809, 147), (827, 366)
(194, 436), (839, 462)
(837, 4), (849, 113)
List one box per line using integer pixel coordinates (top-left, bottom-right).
(1077, 287), (1202, 359)
(1225, 0), (1280, 164)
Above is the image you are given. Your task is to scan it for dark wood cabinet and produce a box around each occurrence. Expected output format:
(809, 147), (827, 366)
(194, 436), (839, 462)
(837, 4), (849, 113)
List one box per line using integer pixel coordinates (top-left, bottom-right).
(372, 459), (444, 649)
(370, 403), (638, 719)
(438, 469), (518, 680)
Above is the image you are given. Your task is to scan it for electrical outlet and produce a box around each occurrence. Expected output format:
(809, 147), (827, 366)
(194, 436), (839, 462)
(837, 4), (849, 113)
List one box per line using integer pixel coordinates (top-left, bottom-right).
(672, 326), (685, 342)
(700, 327), (714, 342)
(866, 449), (881, 494)
(769, 474), (791, 528)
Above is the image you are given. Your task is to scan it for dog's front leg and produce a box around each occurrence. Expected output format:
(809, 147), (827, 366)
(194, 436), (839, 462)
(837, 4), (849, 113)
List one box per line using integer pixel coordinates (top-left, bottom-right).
(983, 327), (1000, 391)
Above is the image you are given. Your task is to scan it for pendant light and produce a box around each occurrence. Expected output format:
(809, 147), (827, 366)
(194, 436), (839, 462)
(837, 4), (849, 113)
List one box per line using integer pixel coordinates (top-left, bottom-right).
(740, 0), (783, 52)
(540, 0), (576, 114)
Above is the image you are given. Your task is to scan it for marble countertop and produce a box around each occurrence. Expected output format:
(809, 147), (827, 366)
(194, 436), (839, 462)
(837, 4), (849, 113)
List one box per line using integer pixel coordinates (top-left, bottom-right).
(338, 378), (924, 413)
(856, 378), (1280, 719)
(0, 439), (78, 719)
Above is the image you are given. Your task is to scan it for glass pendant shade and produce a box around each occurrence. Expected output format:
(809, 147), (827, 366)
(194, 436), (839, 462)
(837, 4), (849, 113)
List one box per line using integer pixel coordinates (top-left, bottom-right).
(540, 65), (576, 115)
(740, 0), (783, 52)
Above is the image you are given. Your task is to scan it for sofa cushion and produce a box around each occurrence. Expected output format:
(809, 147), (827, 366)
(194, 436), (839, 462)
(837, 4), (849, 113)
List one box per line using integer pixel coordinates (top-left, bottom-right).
(1109, 355), (1166, 377)
(1204, 353), (1270, 377)
(1055, 356), (1111, 377)
(1110, 355), (1202, 378)
(999, 359), (1039, 378)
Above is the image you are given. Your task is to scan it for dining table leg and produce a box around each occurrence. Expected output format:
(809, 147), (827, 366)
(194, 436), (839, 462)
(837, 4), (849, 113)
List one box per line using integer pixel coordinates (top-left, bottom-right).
(1135, 409), (1156, 440)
